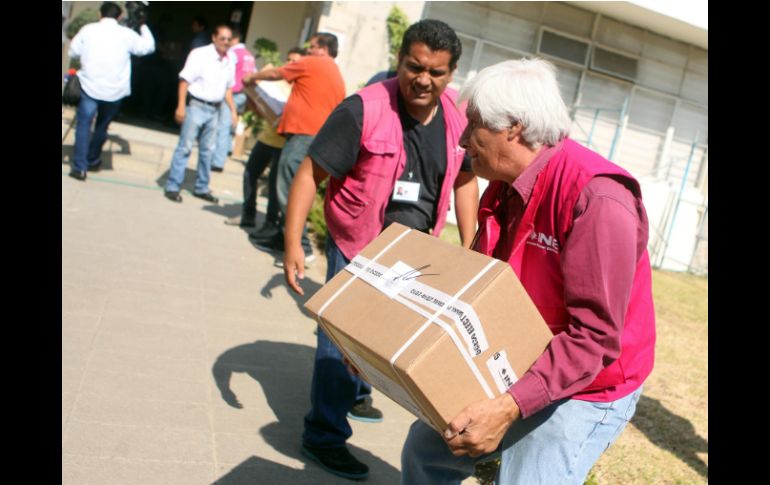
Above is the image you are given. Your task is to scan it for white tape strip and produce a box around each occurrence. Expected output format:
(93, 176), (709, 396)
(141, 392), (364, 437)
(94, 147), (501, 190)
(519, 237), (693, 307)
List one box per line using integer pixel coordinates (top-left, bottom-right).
(389, 259), (499, 399)
(346, 256), (489, 357)
(317, 228), (412, 319)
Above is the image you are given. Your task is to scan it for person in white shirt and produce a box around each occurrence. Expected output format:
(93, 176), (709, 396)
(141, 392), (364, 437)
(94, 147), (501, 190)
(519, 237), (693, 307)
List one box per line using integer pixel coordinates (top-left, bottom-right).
(163, 24), (237, 204)
(67, 1), (155, 181)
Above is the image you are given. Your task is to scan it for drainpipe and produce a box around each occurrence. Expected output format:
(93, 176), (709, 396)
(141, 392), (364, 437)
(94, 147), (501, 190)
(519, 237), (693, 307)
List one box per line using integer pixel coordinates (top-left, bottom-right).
(658, 131), (699, 270)
(608, 95), (629, 161)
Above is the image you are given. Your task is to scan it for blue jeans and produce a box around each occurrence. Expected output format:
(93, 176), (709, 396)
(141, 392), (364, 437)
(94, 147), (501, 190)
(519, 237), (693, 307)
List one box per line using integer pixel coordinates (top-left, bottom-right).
(212, 93), (247, 169)
(72, 91), (123, 172)
(302, 236), (373, 448)
(242, 141), (281, 222)
(276, 134), (314, 253)
(232, 92), (247, 114)
(211, 101), (233, 170)
(165, 100), (219, 194)
(401, 387), (643, 485)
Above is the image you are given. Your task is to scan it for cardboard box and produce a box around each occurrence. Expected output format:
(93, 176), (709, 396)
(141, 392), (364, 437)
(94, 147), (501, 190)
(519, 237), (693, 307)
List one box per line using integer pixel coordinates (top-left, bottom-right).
(304, 223), (553, 432)
(242, 80), (291, 127)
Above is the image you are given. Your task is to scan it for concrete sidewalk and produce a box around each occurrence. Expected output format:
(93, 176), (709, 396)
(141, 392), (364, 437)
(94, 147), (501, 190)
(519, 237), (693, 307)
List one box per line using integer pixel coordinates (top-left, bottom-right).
(62, 114), (459, 484)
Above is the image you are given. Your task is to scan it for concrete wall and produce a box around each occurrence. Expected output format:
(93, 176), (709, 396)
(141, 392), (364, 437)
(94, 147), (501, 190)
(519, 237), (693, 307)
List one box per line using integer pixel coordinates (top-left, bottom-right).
(316, 1), (426, 94)
(244, 2), (321, 66)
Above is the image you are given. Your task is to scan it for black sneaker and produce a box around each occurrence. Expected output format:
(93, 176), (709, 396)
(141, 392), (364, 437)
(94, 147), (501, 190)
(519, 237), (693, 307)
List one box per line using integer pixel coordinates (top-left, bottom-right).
(249, 221), (280, 240)
(193, 191), (219, 204)
(211, 166), (224, 173)
(68, 169), (86, 181)
(224, 216), (256, 228)
(301, 444), (369, 480)
(347, 398), (383, 423)
(249, 233), (284, 253)
(164, 190), (182, 203)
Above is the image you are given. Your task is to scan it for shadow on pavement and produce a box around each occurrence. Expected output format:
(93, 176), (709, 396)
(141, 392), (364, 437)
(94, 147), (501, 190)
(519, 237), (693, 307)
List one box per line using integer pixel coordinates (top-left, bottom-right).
(212, 340), (401, 484)
(203, 202), (243, 220)
(62, 134), (128, 171)
(631, 395), (708, 478)
(259, 273), (322, 319)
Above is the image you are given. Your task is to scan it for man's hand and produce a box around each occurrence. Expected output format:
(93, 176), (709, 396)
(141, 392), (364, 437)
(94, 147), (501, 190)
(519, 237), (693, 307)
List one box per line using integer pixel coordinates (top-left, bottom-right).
(174, 106), (186, 125)
(283, 243), (306, 295)
(231, 111), (238, 128)
(443, 393), (521, 457)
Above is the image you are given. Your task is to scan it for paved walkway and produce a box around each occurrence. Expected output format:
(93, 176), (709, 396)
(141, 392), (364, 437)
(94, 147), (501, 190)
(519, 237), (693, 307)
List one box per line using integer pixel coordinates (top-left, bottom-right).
(61, 110), (462, 484)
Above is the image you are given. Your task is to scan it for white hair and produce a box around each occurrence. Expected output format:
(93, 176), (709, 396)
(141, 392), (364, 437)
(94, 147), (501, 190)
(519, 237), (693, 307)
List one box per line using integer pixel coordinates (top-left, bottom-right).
(459, 58), (571, 149)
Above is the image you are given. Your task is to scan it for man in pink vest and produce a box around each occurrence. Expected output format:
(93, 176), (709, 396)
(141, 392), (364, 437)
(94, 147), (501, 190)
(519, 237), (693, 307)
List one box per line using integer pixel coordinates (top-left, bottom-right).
(283, 20), (479, 480)
(400, 58), (656, 484)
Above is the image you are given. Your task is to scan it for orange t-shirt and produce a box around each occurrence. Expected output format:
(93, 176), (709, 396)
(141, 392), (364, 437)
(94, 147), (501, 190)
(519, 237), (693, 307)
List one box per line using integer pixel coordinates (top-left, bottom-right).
(276, 55), (346, 136)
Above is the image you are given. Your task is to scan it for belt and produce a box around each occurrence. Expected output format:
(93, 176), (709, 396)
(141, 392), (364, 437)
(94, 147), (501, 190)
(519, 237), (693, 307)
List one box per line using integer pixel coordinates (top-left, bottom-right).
(189, 94), (222, 107)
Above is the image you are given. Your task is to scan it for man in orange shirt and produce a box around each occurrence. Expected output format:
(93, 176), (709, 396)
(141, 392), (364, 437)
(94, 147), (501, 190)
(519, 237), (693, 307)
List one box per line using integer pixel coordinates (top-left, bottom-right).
(243, 33), (345, 260)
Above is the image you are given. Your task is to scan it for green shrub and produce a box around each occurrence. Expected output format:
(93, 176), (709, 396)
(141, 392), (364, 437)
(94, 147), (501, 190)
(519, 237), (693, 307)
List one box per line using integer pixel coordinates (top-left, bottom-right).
(386, 7), (410, 70)
(66, 8), (99, 39)
(307, 179), (328, 251)
(253, 37), (281, 67)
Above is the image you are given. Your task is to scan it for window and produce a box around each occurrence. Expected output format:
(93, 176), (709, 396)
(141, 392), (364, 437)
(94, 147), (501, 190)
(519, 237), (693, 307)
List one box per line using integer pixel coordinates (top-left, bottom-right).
(538, 29), (589, 66)
(591, 46), (638, 81)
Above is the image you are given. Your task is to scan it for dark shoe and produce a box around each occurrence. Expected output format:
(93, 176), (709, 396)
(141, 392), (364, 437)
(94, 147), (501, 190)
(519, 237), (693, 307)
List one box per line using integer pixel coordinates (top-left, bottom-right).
(347, 398), (383, 423)
(348, 398), (382, 423)
(211, 166), (224, 173)
(249, 221), (280, 240)
(250, 233), (284, 253)
(164, 190), (182, 203)
(193, 191), (219, 203)
(68, 169), (86, 181)
(87, 161), (102, 172)
(301, 445), (369, 480)
(224, 216), (256, 228)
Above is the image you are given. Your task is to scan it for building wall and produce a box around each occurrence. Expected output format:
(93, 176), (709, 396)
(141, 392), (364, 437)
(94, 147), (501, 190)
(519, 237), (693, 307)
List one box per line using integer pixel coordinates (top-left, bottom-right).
(423, 1), (707, 272)
(244, 1), (320, 66)
(316, 1), (426, 94)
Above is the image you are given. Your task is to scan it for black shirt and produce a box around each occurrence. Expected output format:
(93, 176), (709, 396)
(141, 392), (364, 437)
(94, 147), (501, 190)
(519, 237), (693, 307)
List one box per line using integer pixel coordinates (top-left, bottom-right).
(308, 92), (472, 232)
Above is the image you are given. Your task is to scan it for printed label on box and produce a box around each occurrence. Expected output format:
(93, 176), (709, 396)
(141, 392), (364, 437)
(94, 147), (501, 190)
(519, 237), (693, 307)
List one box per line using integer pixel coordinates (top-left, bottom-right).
(486, 350), (518, 393)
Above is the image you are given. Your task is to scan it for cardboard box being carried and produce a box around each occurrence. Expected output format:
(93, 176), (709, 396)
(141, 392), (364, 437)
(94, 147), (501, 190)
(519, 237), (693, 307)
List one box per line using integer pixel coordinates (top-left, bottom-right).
(304, 223), (553, 432)
(242, 79), (291, 127)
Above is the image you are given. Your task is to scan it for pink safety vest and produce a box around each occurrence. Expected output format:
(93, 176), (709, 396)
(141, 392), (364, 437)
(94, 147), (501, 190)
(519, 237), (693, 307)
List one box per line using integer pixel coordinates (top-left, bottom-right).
(231, 44), (255, 94)
(474, 138), (656, 402)
(324, 78), (469, 260)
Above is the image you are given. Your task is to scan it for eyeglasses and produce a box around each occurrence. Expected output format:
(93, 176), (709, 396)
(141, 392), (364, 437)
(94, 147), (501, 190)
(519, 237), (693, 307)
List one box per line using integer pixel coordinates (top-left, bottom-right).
(217, 37), (232, 42)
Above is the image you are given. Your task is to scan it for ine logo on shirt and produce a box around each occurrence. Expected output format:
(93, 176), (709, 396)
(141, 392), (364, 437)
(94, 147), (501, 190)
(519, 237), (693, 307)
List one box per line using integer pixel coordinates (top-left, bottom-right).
(526, 231), (560, 254)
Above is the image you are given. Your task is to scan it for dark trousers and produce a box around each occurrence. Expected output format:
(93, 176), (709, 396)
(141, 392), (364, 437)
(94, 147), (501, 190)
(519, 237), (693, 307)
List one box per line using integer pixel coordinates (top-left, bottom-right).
(302, 236), (373, 448)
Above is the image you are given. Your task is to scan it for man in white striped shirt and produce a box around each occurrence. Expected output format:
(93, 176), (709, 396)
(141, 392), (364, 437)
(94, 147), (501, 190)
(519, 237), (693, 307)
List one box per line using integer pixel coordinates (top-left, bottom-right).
(67, 1), (155, 181)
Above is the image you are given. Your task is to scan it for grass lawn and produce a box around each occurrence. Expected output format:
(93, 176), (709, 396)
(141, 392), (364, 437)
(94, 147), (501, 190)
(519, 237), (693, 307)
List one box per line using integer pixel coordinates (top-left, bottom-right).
(439, 224), (708, 484)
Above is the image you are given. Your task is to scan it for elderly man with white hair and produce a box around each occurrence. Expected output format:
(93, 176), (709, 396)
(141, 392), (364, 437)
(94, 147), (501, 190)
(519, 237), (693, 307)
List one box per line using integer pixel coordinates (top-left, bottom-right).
(400, 58), (656, 485)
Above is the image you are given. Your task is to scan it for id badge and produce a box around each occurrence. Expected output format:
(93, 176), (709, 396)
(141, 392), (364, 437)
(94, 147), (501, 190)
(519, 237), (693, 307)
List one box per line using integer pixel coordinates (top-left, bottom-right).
(392, 180), (421, 203)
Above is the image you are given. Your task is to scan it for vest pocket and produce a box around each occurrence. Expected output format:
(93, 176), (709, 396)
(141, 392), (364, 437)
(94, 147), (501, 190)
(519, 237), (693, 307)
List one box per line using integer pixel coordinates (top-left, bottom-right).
(362, 139), (398, 155)
(331, 185), (370, 219)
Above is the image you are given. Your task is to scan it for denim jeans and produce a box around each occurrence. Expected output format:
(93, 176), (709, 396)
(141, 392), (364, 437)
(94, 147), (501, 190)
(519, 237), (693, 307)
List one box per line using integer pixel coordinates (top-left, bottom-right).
(302, 236), (373, 448)
(72, 91), (123, 172)
(401, 386), (643, 485)
(165, 100), (219, 194)
(211, 101), (232, 170)
(232, 92), (247, 114)
(242, 141), (281, 223)
(276, 134), (314, 253)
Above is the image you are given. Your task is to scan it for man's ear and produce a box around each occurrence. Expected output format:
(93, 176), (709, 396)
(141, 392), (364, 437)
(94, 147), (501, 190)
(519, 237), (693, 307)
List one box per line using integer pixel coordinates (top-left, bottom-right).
(507, 123), (521, 142)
